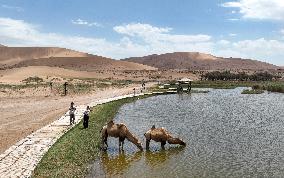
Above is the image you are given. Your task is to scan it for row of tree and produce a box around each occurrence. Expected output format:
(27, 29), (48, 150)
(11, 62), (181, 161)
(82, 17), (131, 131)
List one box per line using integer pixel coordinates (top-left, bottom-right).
(201, 71), (275, 81)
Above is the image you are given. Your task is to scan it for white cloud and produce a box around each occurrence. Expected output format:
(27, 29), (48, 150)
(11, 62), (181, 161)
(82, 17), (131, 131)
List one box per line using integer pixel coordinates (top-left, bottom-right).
(221, 0), (284, 20)
(217, 40), (230, 46)
(0, 17), (283, 65)
(229, 33), (237, 37)
(114, 23), (171, 36)
(113, 23), (211, 43)
(227, 18), (240, 21)
(113, 23), (214, 55)
(215, 38), (284, 65)
(280, 29), (284, 35)
(71, 19), (102, 27)
(1, 4), (23, 12)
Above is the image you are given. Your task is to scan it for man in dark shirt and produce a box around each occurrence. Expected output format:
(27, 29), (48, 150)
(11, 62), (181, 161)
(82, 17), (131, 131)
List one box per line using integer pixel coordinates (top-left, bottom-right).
(69, 102), (76, 125)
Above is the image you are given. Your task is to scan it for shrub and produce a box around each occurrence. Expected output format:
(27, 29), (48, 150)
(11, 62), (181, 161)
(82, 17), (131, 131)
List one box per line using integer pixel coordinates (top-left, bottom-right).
(22, 76), (44, 84)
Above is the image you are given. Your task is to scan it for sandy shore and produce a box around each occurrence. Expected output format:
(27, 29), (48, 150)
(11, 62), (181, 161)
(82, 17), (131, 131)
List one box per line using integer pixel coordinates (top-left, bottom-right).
(0, 84), (148, 153)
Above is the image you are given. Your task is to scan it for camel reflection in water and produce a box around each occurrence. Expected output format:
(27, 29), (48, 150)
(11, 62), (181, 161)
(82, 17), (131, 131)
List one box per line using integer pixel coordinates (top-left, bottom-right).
(100, 150), (142, 176)
(95, 146), (185, 177)
(145, 146), (186, 167)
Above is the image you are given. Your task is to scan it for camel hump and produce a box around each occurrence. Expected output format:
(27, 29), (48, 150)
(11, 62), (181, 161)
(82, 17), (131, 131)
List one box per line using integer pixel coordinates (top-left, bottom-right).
(160, 127), (170, 136)
(144, 130), (151, 136)
(107, 120), (114, 126)
(100, 125), (107, 131)
(117, 123), (126, 128)
(161, 127), (166, 132)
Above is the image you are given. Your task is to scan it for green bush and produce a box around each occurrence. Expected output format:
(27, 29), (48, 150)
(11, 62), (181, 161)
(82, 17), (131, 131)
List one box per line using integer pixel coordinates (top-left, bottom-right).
(22, 76), (44, 84)
(241, 89), (264, 94)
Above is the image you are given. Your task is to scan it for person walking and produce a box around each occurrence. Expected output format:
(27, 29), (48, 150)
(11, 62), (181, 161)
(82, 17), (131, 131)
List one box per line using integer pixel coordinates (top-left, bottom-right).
(69, 102), (76, 125)
(83, 106), (91, 128)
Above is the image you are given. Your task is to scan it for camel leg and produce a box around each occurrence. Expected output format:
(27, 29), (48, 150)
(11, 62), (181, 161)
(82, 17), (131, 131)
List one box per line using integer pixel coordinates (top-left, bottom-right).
(161, 141), (166, 149)
(146, 139), (150, 150)
(104, 137), (108, 147)
(119, 139), (122, 150)
(122, 140), (125, 150)
(101, 136), (108, 150)
(119, 137), (125, 151)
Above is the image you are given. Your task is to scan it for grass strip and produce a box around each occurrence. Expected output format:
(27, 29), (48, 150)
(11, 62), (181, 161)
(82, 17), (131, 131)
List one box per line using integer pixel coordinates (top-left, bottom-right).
(241, 89), (264, 94)
(157, 80), (283, 91)
(32, 94), (153, 178)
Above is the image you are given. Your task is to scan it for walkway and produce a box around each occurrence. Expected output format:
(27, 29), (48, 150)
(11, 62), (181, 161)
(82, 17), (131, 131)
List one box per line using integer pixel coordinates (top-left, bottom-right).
(0, 93), (147, 178)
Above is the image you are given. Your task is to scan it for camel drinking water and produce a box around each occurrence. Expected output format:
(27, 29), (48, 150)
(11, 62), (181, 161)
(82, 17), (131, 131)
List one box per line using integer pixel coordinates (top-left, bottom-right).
(144, 125), (186, 150)
(101, 120), (143, 151)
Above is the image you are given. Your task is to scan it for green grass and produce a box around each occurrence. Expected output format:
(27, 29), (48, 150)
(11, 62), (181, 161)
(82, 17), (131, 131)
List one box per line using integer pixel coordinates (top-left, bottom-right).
(191, 90), (209, 93)
(32, 94), (154, 178)
(241, 89), (264, 94)
(191, 80), (258, 89)
(0, 83), (48, 90)
(264, 84), (284, 93)
(160, 80), (284, 91)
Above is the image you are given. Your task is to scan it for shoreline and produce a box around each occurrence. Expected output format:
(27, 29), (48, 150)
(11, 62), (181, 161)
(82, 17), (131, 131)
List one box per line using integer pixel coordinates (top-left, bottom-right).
(0, 84), (146, 153)
(0, 92), (151, 178)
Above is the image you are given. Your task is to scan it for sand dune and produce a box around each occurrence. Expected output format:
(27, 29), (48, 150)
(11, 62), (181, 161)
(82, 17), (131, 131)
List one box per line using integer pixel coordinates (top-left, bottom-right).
(123, 52), (279, 70)
(0, 65), (157, 84)
(0, 66), (100, 83)
(0, 46), (157, 72)
(9, 56), (156, 71)
(0, 47), (90, 66)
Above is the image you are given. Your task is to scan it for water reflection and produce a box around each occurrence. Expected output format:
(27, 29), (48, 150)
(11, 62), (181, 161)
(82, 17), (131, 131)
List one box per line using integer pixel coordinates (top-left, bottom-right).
(89, 88), (284, 177)
(100, 151), (143, 176)
(145, 146), (186, 167)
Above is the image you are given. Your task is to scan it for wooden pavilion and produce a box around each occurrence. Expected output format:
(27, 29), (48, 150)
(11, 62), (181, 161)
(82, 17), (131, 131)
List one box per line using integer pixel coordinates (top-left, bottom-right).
(177, 78), (193, 93)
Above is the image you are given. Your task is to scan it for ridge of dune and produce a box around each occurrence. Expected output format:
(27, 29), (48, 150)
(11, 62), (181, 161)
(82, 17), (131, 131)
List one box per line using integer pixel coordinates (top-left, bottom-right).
(6, 56), (157, 71)
(123, 52), (279, 70)
(0, 47), (90, 66)
(0, 46), (157, 71)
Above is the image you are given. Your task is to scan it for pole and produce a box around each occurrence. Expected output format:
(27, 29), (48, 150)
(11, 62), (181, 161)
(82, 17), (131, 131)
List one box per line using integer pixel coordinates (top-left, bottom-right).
(64, 82), (68, 96)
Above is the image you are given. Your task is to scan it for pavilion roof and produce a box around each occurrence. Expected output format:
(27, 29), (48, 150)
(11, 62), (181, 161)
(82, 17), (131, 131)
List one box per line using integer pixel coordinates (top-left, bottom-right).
(177, 78), (193, 82)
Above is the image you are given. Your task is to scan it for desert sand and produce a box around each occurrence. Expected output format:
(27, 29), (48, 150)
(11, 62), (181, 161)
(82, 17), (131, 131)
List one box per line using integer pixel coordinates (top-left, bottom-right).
(0, 84), (149, 153)
(123, 52), (279, 70)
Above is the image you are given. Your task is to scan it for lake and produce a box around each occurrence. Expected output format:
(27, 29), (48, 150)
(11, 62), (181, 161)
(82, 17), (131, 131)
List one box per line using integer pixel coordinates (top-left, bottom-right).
(88, 88), (284, 178)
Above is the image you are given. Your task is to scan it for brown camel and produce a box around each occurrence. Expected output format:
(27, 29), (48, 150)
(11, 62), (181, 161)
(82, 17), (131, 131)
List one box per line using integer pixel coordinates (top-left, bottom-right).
(144, 125), (186, 149)
(101, 120), (143, 151)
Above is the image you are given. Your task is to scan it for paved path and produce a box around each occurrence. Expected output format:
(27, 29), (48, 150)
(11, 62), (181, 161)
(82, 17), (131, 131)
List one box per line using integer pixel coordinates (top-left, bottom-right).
(0, 93), (148, 178)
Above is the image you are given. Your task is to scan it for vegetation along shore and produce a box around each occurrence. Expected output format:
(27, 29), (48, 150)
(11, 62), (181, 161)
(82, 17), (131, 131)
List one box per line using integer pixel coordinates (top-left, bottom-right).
(32, 94), (154, 178)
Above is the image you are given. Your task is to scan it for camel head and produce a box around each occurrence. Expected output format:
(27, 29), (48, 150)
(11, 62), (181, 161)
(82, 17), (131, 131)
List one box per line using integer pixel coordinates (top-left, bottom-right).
(132, 134), (143, 151)
(168, 137), (186, 146)
(136, 141), (143, 151)
(178, 139), (186, 146)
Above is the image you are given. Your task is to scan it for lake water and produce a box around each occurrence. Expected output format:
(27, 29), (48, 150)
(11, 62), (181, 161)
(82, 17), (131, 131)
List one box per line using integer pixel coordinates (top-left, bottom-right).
(88, 88), (284, 178)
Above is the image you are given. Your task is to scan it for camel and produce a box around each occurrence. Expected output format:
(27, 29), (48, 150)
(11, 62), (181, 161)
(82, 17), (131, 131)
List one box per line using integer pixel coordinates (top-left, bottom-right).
(101, 120), (143, 151)
(144, 125), (186, 150)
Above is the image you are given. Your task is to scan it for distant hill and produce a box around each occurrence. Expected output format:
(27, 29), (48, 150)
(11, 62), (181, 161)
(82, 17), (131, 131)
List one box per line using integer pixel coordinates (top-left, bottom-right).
(9, 56), (156, 71)
(0, 46), (156, 71)
(123, 52), (279, 70)
(0, 46), (90, 67)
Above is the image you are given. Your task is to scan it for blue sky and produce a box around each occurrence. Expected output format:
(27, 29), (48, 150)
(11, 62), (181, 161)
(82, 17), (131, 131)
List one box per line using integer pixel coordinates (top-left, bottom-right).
(0, 0), (283, 65)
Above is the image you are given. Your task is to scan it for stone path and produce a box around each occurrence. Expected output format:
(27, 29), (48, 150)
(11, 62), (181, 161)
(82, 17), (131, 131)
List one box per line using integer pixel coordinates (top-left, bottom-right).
(0, 93), (147, 178)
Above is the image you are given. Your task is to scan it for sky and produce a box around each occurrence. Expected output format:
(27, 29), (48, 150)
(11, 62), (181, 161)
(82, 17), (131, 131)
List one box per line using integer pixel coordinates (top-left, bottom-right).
(0, 0), (283, 66)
